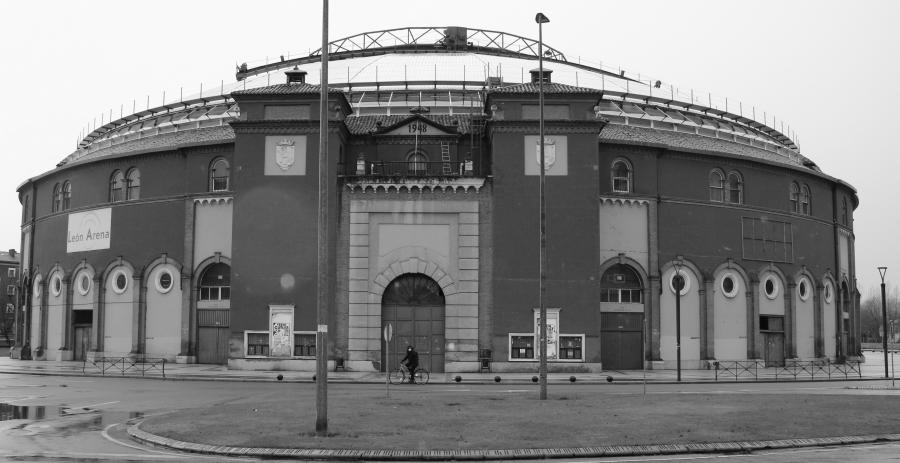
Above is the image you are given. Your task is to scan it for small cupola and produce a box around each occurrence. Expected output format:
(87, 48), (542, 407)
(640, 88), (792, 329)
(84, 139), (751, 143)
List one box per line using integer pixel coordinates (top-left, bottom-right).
(285, 67), (307, 84)
(529, 68), (553, 84)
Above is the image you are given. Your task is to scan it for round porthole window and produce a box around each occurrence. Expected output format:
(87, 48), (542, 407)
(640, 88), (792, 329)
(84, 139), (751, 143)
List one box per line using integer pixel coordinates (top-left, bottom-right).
(33, 277), (42, 298)
(77, 273), (92, 296)
(721, 273), (739, 298)
(50, 274), (62, 297)
(669, 269), (691, 296)
(798, 278), (810, 302)
(112, 270), (129, 294)
(763, 276), (779, 300)
(156, 269), (174, 294)
(824, 282), (834, 304)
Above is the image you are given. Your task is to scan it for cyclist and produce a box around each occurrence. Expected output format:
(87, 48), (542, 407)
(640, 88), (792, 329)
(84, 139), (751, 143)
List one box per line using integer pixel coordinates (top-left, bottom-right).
(400, 345), (419, 383)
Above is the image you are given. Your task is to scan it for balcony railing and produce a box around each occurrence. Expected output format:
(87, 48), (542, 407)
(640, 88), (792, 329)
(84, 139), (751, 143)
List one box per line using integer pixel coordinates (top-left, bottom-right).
(344, 160), (477, 178)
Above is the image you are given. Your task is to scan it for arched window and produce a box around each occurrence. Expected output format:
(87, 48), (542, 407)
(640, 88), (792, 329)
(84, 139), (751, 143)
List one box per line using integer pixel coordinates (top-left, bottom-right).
(709, 169), (725, 202)
(209, 158), (230, 192)
(406, 151), (428, 175)
(789, 182), (800, 213)
(52, 183), (61, 212)
(841, 196), (849, 225)
(600, 264), (643, 303)
(726, 171), (743, 204)
(126, 168), (141, 200)
(799, 184), (810, 215)
(109, 170), (125, 202)
(199, 263), (230, 301)
(611, 159), (632, 193)
(62, 181), (72, 210)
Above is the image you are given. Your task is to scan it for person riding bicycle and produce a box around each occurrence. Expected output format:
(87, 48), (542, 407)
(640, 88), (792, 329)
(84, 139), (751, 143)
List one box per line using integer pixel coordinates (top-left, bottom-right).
(400, 345), (419, 383)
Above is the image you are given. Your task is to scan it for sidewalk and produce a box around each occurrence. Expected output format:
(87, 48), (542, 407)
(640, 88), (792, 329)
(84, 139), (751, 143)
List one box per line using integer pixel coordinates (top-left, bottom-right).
(0, 356), (881, 384)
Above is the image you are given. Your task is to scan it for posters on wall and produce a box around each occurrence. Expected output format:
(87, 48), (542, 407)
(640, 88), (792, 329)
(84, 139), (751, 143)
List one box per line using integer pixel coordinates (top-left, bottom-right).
(269, 305), (294, 357)
(534, 308), (560, 360)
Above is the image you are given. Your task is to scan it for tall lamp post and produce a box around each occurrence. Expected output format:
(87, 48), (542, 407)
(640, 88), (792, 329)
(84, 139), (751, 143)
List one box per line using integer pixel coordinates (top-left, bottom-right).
(673, 260), (684, 382)
(315, 0), (330, 433)
(535, 11), (550, 401)
(879, 267), (888, 379)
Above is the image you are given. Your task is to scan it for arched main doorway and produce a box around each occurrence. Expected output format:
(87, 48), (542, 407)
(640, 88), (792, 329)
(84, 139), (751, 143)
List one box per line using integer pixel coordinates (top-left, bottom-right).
(197, 262), (231, 364)
(599, 263), (644, 370)
(382, 274), (445, 373)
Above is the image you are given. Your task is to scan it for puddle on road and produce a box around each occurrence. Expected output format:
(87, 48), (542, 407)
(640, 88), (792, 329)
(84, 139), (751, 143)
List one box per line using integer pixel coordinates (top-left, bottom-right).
(0, 403), (49, 421)
(0, 402), (146, 436)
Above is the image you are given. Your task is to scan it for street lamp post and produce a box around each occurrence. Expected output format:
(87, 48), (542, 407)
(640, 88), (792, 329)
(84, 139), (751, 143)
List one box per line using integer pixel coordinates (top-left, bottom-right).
(315, 0), (331, 433)
(673, 260), (684, 382)
(879, 267), (888, 379)
(535, 11), (549, 401)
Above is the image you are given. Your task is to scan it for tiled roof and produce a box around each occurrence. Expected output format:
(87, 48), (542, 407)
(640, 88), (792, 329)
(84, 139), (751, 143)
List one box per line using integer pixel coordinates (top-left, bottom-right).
(598, 124), (806, 168)
(488, 82), (601, 95)
(231, 83), (344, 95)
(344, 114), (475, 135)
(63, 125), (235, 166)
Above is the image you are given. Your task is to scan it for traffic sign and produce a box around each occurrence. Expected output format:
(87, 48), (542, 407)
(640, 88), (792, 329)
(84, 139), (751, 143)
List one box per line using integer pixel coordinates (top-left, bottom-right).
(383, 323), (393, 342)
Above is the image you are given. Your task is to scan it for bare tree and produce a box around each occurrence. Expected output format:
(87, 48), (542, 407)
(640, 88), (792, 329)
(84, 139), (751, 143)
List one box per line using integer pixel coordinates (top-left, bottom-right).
(860, 285), (900, 343)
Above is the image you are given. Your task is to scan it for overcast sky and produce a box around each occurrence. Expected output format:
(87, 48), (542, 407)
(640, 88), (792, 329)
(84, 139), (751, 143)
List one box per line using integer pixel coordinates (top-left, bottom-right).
(1, 0), (897, 295)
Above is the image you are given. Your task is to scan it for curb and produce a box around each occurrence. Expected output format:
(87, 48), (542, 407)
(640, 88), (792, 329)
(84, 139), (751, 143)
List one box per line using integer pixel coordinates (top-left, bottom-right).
(128, 425), (900, 461)
(0, 368), (885, 385)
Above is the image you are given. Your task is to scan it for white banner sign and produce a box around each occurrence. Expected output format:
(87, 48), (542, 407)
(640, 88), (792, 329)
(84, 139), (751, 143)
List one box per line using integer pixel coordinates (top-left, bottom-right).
(67, 208), (111, 253)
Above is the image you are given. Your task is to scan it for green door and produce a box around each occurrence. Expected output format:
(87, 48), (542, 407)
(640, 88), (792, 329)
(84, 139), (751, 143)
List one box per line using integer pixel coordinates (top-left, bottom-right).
(600, 312), (643, 370)
(382, 274), (445, 373)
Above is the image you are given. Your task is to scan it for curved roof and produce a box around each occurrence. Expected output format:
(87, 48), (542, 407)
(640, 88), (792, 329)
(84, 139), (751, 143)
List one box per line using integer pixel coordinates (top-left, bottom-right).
(52, 26), (812, 175)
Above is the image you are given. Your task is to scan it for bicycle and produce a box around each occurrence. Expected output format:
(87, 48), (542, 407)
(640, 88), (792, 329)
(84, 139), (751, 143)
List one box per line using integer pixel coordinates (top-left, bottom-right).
(389, 363), (430, 384)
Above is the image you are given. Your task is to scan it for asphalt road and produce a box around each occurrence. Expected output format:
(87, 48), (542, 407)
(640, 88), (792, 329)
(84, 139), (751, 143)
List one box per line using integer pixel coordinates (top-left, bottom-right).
(2, 373), (900, 462)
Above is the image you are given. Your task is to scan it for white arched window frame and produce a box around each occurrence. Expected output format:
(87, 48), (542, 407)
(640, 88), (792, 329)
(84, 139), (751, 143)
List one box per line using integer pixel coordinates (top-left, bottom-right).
(709, 169), (725, 202)
(611, 158), (633, 193)
(800, 184), (810, 215)
(62, 181), (72, 210)
(109, 170), (125, 202)
(789, 182), (800, 213)
(726, 171), (743, 204)
(209, 158), (230, 192)
(52, 183), (61, 212)
(126, 168), (141, 200)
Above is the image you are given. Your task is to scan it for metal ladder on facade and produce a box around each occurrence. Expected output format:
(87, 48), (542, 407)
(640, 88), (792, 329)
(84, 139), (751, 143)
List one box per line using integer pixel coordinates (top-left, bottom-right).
(440, 142), (452, 175)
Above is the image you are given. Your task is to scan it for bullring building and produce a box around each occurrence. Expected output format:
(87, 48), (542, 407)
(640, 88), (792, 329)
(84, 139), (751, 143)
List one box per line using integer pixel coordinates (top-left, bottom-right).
(16, 26), (860, 373)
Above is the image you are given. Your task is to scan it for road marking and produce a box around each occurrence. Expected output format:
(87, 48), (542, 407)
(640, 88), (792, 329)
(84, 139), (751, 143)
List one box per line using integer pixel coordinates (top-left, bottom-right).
(69, 400), (119, 409)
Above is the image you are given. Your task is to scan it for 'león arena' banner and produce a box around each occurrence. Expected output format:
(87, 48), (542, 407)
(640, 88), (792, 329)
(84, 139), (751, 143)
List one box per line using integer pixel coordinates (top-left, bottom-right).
(67, 208), (111, 253)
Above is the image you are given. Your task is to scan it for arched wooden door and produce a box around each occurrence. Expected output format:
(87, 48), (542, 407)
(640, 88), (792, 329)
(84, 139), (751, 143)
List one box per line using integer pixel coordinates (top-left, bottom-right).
(382, 274), (445, 373)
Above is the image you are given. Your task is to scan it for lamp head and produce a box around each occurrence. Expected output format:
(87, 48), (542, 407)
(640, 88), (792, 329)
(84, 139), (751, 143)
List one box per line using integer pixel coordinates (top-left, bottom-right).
(535, 13), (550, 24)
